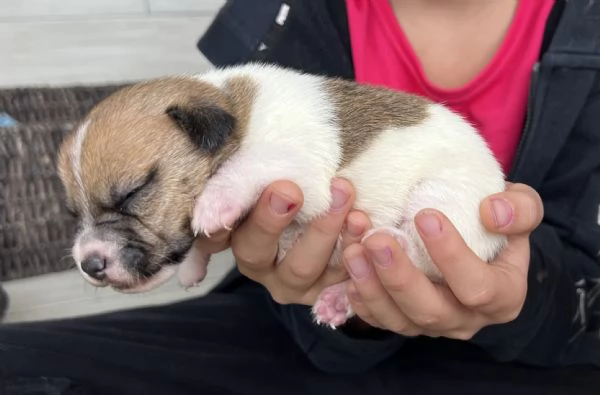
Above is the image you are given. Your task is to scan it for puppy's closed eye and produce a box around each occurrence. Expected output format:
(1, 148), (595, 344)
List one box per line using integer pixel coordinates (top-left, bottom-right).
(112, 168), (158, 214)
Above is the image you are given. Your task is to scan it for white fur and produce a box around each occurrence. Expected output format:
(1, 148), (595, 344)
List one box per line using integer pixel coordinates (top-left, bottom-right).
(72, 64), (507, 325)
(72, 237), (116, 286)
(70, 120), (91, 218)
(188, 64), (507, 326)
(73, 231), (177, 291)
(194, 64), (342, 228)
(337, 104), (507, 279)
(177, 239), (210, 288)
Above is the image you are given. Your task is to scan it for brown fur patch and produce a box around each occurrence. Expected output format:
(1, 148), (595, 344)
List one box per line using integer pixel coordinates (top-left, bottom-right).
(57, 74), (257, 261)
(325, 78), (429, 167)
(209, 76), (257, 174)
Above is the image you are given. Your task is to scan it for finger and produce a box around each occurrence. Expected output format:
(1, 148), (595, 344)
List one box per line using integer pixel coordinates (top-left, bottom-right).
(480, 183), (544, 235)
(276, 178), (355, 289)
(343, 244), (420, 336)
(346, 281), (383, 329)
(414, 210), (522, 316)
(362, 231), (473, 332)
(340, 210), (372, 250)
(195, 228), (231, 254)
(232, 181), (303, 279)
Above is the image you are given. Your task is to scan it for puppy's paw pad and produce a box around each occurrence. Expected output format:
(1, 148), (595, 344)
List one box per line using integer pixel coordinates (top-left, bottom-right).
(312, 284), (353, 329)
(192, 195), (243, 236)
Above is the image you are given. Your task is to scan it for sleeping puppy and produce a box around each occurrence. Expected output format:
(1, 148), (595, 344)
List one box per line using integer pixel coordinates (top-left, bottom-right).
(57, 63), (507, 328)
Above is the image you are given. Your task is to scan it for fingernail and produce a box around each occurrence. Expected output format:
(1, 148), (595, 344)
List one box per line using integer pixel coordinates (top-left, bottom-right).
(330, 182), (349, 211)
(417, 212), (442, 237)
(347, 253), (370, 279)
(269, 193), (296, 216)
(491, 198), (513, 228)
(368, 247), (392, 267)
(346, 217), (364, 237)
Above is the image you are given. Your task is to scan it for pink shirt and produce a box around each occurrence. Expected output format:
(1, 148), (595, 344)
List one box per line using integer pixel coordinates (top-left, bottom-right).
(346, 0), (555, 174)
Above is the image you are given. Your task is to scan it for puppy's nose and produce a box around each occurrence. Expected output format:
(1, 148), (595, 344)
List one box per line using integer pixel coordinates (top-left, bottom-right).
(81, 255), (107, 280)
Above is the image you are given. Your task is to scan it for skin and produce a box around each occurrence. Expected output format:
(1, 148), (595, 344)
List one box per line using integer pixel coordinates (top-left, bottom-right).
(200, 180), (543, 339)
(390, 0), (519, 89)
(199, 0), (544, 338)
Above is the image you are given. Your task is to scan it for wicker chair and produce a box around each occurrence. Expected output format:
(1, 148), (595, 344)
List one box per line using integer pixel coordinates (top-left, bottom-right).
(0, 84), (127, 312)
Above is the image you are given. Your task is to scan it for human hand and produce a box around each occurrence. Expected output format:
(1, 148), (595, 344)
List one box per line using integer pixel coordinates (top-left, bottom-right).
(197, 178), (363, 305)
(343, 182), (544, 339)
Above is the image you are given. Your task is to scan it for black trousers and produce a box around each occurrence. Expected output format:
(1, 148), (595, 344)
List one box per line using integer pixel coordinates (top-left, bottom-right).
(0, 274), (598, 395)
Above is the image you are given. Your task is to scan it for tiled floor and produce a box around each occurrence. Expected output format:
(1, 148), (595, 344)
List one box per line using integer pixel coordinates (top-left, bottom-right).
(0, 0), (234, 323)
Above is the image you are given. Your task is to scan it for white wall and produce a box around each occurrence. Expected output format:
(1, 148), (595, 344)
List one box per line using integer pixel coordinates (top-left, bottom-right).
(0, 0), (225, 87)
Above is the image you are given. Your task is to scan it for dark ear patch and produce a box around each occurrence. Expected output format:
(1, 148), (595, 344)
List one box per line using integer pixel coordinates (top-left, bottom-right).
(166, 105), (236, 154)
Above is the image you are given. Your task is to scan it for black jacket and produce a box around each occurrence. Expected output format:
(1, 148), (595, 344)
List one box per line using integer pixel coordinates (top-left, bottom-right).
(198, 0), (600, 373)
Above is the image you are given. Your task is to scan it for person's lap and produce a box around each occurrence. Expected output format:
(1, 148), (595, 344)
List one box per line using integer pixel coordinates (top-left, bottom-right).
(0, 275), (597, 395)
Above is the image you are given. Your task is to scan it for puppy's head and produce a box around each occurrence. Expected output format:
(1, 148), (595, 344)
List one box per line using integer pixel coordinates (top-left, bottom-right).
(57, 75), (252, 292)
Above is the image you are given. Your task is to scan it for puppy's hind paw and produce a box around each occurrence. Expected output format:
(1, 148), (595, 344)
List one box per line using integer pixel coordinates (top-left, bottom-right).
(312, 282), (353, 329)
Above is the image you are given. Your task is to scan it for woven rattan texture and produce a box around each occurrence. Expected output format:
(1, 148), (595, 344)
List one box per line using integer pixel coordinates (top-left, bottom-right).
(0, 85), (127, 281)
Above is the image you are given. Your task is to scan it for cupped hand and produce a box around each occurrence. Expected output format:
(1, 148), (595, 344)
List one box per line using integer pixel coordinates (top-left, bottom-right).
(344, 182), (544, 339)
(197, 178), (364, 305)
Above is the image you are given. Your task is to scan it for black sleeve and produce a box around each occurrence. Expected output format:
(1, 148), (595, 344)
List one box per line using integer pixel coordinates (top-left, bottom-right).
(197, 0), (355, 79)
(471, 91), (600, 367)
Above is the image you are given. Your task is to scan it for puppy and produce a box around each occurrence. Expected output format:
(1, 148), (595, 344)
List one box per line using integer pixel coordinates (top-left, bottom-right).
(57, 63), (507, 327)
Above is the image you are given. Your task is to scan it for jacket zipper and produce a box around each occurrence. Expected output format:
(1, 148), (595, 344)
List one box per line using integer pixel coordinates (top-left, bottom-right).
(509, 62), (540, 180)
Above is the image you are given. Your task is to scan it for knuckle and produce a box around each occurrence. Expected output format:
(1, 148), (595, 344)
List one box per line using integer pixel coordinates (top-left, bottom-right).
(232, 244), (274, 270)
(461, 286), (495, 308)
(236, 252), (267, 269)
(287, 263), (320, 283)
(310, 214), (346, 237)
(412, 313), (442, 328)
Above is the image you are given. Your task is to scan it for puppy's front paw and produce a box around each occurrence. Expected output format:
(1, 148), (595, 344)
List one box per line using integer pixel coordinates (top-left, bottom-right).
(178, 245), (210, 289)
(312, 281), (353, 329)
(192, 186), (244, 237)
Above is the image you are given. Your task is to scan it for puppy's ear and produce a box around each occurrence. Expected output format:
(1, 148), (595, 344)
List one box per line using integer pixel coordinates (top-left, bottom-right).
(166, 105), (236, 154)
